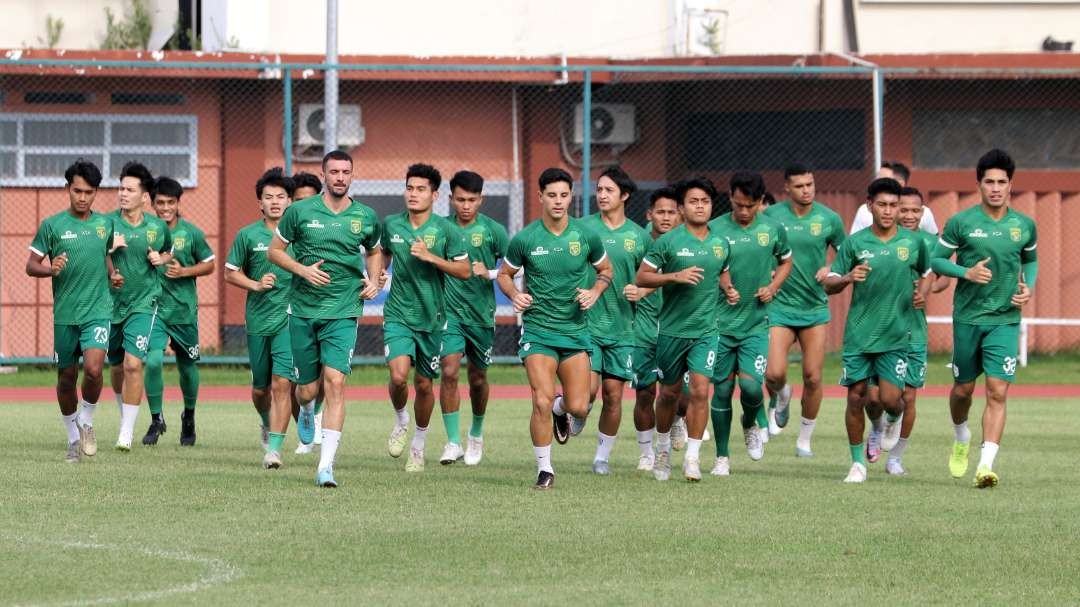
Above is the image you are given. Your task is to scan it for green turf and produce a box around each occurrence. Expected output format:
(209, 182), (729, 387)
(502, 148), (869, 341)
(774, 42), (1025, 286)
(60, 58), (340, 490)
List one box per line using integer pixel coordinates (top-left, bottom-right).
(2, 397), (1078, 605)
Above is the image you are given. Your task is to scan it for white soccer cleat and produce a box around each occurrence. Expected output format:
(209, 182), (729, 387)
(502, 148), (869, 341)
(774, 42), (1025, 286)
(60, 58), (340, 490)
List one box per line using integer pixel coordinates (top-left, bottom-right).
(439, 442), (465, 465)
(387, 424), (408, 458)
(295, 442), (314, 455)
(744, 426), (764, 461)
(260, 424), (269, 451)
(767, 408), (782, 437)
(653, 451), (671, 481)
(313, 411), (323, 445)
(464, 436), (483, 466)
(671, 418), (687, 451)
(115, 433), (132, 452)
(262, 450), (282, 469)
(758, 426), (770, 445)
(78, 423), (97, 457)
(843, 462), (868, 483)
(683, 456), (702, 482)
(405, 448), (425, 472)
(65, 440), (82, 463)
(710, 456), (730, 476)
(881, 414), (903, 451)
(885, 459), (906, 476)
(637, 452), (655, 472)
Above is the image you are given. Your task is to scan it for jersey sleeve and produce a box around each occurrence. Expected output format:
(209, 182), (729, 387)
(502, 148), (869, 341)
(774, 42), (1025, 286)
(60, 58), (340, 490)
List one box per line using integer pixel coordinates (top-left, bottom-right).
(828, 213), (847, 249)
(492, 221), (510, 260)
(29, 220), (52, 258)
(192, 227), (215, 262)
(642, 235), (667, 270)
(445, 223), (468, 261)
(224, 231), (247, 272)
(774, 222), (792, 260)
(504, 232), (526, 270)
(915, 234), (931, 276)
(159, 221), (173, 253)
(939, 215), (961, 251)
(586, 230), (607, 266)
(829, 239), (855, 276)
(276, 206), (299, 244)
(363, 211), (382, 251)
(1021, 219), (1038, 263)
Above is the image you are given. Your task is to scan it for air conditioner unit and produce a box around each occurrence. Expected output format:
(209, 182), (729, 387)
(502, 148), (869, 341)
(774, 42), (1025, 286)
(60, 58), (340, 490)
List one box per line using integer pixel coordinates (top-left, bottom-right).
(297, 103), (365, 147)
(572, 103), (636, 145)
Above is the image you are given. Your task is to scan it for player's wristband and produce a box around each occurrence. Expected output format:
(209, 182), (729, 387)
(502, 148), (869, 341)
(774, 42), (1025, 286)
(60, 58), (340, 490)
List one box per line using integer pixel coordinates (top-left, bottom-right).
(487, 269), (499, 280)
(596, 274), (612, 285)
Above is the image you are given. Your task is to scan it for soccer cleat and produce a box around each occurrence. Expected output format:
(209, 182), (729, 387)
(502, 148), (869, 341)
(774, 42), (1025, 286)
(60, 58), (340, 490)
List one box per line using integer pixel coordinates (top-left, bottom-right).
(260, 424), (269, 450)
(297, 403), (316, 445)
(65, 440), (82, 463)
(758, 426), (770, 445)
(262, 450), (282, 469)
(405, 448), (425, 472)
(78, 423), (97, 457)
(569, 415), (587, 437)
(949, 440), (970, 478)
(710, 456), (730, 476)
(313, 411), (323, 445)
(683, 456), (702, 482)
(671, 417), (688, 451)
(774, 384), (792, 428)
(533, 470), (555, 490)
(115, 436), (132, 452)
(973, 466), (998, 489)
(653, 451), (671, 481)
(295, 442), (314, 455)
(439, 442), (464, 465)
(881, 414), (903, 451)
(866, 430), (882, 464)
(464, 436), (483, 466)
(179, 410), (196, 446)
(552, 409), (570, 445)
(592, 460), (611, 475)
(637, 453), (654, 472)
(141, 414), (166, 446)
(843, 462), (868, 483)
(744, 426), (764, 461)
(387, 424), (408, 458)
(885, 459), (906, 476)
(316, 467), (337, 488)
(767, 408), (783, 437)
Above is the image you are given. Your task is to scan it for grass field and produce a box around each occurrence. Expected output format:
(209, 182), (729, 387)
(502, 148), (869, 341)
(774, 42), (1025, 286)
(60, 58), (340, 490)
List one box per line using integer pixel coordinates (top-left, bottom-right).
(2, 396), (1078, 605)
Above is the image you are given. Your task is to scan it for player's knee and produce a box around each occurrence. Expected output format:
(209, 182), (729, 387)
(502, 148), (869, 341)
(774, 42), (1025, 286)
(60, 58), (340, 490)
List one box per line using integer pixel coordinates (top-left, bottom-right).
(802, 370), (822, 391)
(737, 377), (763, 405)
(57, 367), (78, 391)
(467, 368), (487, 390)
(388, 367), (410, 388)
(985, 382), (1008, 405)
(951, 381), (976, 400)
(252, 386), (268, 400)
(123, 356), (143, 375)
(323, 371), (346, 392)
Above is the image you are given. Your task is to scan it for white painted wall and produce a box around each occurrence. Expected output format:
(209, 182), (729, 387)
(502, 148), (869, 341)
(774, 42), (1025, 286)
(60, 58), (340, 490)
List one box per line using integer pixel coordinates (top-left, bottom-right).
(0, 0), (176, 50)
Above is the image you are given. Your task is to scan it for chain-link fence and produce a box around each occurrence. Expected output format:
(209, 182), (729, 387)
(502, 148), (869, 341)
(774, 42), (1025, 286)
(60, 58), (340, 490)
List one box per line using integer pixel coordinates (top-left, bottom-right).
(2, 57), (1077, 364)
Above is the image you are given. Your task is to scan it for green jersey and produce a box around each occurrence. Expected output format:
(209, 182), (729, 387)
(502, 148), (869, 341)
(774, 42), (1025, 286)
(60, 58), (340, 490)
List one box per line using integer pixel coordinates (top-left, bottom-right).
(157, 218), (213, 325)
(633, 230), (663, 348)
(505, 218), (606, 335)
(29, 210), (114, 324)
(830, 227), (930, 354)
(763, 201), (845, 315)
(709, 213), (791, 335)
(382, 211), (468, 332)
(443, 213), (509, 328)
(109, 211), (172, 323)
(642, 224), (730, 339)
(937, 205), (1037, 326)
(225, 221), (292, 336)
(276, 195), (381, 320)
(582, 214), (650, 343)
(909, 230), (938, 345)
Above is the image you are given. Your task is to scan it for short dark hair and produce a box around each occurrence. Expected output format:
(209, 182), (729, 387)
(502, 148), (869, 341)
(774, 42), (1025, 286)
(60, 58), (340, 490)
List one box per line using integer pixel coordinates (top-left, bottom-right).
(730, 171), (766, 200)
(867, 177), (903, 200)
(322, 150), (353, 170)
(762, 192), (776, 207)
(449, 170), (484, 195)
(406, 163), (442, 191)
(881, 160), (911, 184)
(598, 166), (637, 198)
(976, 148), (1015, 181)
(676, 177), (717, 206)
(257, 167), (295, 199)
(64, 159), (103, 188)
(153, 176), (183, 201)
(784, 164), (812, 180)
(539, 167), (574, 191)
(899, 186), (923, 204)
(119, 161), (154, 194)
(291, 171), (322, 195)
(649, 186), (678, 207)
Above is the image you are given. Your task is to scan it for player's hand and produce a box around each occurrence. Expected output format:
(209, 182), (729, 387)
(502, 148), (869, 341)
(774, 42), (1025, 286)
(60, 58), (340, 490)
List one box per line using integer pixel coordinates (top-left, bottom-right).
(301, 259), (331, 287)
(360, 275), (380, 300)
(725, 285), (741, 306)
(912, 281), (926, 309)
(575, 287), (599, 310)
(814, 266), (830, 283)
(623, 284), (643, 302)
(51, 253), (68, 276)
(472, 260), (490, 278)
(511, 292), (533, 312)
(377, 269), (389, 289)
(674, 266), (704, 285)
(1011, 282), (1031, 308)
(109, 233), (126, 253)
(164, 259), (185, 279)
(755, 285), (774, 304)
(110, 270), (124, 289)
(410, 238), (434, 263)
(849, 263), (871, 283)
(964, 257), (993, 284)
(147, 246), (166, 267)
(256, 273), (276, 292)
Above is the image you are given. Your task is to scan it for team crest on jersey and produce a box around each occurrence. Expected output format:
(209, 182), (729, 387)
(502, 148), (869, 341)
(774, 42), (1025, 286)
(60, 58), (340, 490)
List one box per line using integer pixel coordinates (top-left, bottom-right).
(757, 232), (770, 246)
(623, 238), (636, 252)
(810, 223), (822, 236)
(471, 232), (484, 247)
(351, 220), (362, 234)
(712, 245), (725, 258)
(896, 246), (909, 261)
(96, 226), (106, 239)
(569, 241), (581, 256)
(146, 229), (158, 244)
(174, 237), (186, 250)
(423, 233), (436, 248)
(1009, 227), (1022, 242)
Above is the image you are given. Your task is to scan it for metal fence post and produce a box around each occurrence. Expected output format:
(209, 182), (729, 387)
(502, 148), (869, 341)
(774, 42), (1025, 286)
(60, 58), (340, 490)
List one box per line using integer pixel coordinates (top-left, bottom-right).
(283, 68), (293, 176)
(581, 68), (592, 216)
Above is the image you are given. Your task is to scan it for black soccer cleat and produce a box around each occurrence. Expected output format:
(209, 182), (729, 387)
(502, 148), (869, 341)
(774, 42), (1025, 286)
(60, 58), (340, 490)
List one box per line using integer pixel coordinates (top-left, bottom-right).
(552, 410), (570, 445)
(179, 409), (196, 446)
(141, 414), (167, 446)
(533, 470), (555, 490)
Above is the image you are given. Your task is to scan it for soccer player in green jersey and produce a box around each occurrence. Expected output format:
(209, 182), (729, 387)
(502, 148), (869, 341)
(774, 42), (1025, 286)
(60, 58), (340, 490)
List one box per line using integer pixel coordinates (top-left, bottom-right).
(636, 177), (736, 482)
(291, 171), (322, 202)
(631, 187), (681, 472)
(707, 172), (792, 476)
(573, 167), (650, 475)
(497, 168), (612, 489)
(269, 150), (383, 488)
(291, 170), (327, 449)
(437, 170), (509, 466)
(107, 162), (173, 451)
(824, 178), (931, 483)
(381, 164), (471, 472)
(931, 149), (1037, 489)
(26, 160), (114, 462)
(763, 165), (846, 457)
(225, 168), (298, 469)
(142, 177), (215, 446)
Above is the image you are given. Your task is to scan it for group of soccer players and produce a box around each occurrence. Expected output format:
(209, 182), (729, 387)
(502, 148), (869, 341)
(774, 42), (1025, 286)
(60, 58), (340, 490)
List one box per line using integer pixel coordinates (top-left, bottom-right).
(28, 146), (1036, 491)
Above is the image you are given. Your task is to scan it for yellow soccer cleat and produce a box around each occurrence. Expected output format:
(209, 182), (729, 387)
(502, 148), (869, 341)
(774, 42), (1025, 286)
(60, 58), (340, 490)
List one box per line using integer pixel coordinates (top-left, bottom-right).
(973, 466), (998, 489)
(948, 440), (970, 478)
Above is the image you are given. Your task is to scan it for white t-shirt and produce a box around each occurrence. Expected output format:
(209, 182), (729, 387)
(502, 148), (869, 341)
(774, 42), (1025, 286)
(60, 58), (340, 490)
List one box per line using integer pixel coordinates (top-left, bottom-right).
(850, 204), (938, 235)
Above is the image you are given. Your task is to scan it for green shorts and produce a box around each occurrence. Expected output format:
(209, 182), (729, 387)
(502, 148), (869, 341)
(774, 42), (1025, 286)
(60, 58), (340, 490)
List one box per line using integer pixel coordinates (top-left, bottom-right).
(441, 317), (494, 369)
(655, 334), (717, 385)
(952, 322), (1019, 384)
(54, 320), (110, 368)
(518, 326), (591, 363)
(906, 343), (928, 389)
(840, 349), (908, 389)
(108, 311), (167, 365)
(289, 315), (357, 385)
(247, 328), (293, 389)
(768, 306), (830, 329)
(713, 332), (769, 383)
(590, 334), (635, 381)
(384, 321), (443, 379)
(632, 343), (659, 389)
(163, 322), (200, 362)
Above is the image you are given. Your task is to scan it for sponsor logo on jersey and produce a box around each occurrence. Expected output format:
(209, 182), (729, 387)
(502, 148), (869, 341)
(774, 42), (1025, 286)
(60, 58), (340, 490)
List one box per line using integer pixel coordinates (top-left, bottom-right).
(530, 246), (549, 256)
(676, 247), (695, 257)
(757, 232), (770, 246)
(173, 236), (186, 250)
(61, 230), (77, 240)
(712, 245), (725, 258)
(253, 242), (269, 252)
(1010, 227), (1022, 242)
(810, 223), (822, 236)
(623, 238), (636, 252)
(351, 220), (362, 234)
(423, 233), (436, 248)
(96, 226), (106, 239)
(390, 234), (406, 244)
(569, 241), (581, 256)
(858, 249), (875, 260)
(305, 220), (325, 229)
(471, 232), (484, 247)
(896, 246), (909, 261)
(146, 229), (158, 244)
(968, 228), (988, 238)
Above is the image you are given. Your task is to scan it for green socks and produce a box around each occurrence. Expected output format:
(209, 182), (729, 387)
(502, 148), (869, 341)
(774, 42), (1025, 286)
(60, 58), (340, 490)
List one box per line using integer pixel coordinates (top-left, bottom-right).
(711, 380), (734, 457)
(738, 376), (764, 430)
(267, 432), (286, 454)
(257, 408), (270, 427)
(469, 414), (485, 438)
(145, 350), (164, 415)
(850, 443), (868, 466)
(178, 358), (199, 410)
(443, 411), (461, 445)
